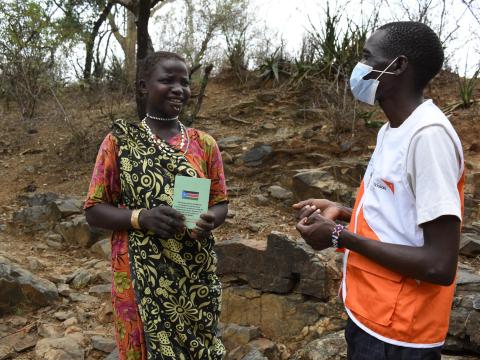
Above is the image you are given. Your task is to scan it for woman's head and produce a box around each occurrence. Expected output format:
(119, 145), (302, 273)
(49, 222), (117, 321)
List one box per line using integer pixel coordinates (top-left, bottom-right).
(138, 51), (191, 119)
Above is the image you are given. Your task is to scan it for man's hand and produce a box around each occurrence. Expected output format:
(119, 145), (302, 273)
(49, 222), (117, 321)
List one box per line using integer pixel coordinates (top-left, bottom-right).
(191, 211), (216, 240)
(296, 210), (336, 250)
(293, 199), (346, 221)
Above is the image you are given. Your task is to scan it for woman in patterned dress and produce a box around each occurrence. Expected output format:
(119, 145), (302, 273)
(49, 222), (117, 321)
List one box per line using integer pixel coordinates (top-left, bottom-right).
(84, 51), (228, 360)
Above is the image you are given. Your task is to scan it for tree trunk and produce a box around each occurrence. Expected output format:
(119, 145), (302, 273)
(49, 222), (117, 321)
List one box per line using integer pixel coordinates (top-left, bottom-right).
(83, 1), (114, 81)
(125, 10), (137, 85)
(135, 0), (155, 119)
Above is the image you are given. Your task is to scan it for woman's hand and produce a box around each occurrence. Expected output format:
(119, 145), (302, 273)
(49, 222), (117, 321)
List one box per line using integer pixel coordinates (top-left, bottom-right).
(191, 211), (216, 240)
(296, 210), (336, 250)
(139, 205), (185, 238)
(293, 199), (346, 221)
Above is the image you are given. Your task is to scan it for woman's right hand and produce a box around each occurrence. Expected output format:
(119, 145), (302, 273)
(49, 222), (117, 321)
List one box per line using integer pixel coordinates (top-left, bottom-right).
(138, 205), (185, 238)
(293, 199), (345, 221)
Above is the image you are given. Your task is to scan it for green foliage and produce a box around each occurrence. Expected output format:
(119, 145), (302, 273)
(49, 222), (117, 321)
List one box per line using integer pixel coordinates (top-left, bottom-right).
(458, 68), (480, 108)
(0, 0), (64, 119)
(258, 47), (290, 83)
(290, 4), (378, 88)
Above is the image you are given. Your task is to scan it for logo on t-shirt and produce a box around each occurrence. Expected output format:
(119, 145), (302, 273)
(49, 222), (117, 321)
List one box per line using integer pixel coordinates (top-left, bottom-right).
(373, 179), (395, 194)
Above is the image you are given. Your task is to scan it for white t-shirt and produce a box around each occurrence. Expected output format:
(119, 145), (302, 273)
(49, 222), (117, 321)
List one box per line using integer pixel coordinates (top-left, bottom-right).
(405, 125), (462, 225)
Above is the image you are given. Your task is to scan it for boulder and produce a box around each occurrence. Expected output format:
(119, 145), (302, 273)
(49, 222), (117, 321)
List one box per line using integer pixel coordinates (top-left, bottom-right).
(216, 232), (329, 299)
(17, 192), (59, 207)
(220, 286), (345, 344)
(292, 170), (353, 205)
(446, 285), (480, 355)
(90, 238), (111, 260)
(290, 331), (346, 360)
(12, 205), (61, 232)
(35, 336), (84, 360)
(243, 145), (272, 167)
(0, 256), (58, 315)
(56, 215), (110, 248)
(52, 198), (83, 218)
(221, 323), (261, 351)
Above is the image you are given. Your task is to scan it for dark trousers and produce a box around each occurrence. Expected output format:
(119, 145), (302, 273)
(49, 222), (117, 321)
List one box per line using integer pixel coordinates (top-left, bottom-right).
(345, 318), (443, 360)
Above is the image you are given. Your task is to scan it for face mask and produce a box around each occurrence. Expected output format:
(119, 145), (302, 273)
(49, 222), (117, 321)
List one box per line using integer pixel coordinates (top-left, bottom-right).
(349, 58), (398, 105)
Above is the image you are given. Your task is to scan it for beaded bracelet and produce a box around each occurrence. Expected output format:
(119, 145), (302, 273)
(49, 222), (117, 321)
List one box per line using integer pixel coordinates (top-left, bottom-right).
(331, 223), (345, 248)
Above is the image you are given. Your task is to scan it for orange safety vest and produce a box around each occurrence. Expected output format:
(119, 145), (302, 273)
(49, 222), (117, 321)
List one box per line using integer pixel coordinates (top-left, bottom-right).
(342, 100), (465, 347)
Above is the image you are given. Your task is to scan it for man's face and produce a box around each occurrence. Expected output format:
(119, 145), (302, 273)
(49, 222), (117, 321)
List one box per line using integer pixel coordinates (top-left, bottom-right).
(361, 30), (399, 100)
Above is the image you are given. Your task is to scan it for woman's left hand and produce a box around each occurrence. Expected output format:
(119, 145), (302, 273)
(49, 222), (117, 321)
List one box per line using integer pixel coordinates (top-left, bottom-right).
(191, 211), (216, 240)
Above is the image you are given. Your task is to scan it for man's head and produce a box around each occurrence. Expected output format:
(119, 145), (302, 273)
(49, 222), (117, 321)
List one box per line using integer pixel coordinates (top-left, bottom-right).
(375, 21), (444, 91)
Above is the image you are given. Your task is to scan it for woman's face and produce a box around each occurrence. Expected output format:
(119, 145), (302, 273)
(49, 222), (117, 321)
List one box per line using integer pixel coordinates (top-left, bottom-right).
(144, 58), (191, 118)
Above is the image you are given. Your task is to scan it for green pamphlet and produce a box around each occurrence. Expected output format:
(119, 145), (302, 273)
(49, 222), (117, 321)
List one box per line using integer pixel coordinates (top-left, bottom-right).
(172, 175), (211, 229)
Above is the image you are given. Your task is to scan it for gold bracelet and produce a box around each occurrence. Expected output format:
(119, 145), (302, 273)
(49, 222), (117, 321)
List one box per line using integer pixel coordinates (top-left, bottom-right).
(131, 209), (144, 230)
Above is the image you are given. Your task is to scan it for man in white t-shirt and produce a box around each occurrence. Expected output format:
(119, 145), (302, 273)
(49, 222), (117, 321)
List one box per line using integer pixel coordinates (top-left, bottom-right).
(294, 22), (464, 360)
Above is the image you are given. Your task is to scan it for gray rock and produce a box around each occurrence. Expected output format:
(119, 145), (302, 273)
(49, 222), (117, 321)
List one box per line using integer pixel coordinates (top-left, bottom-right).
(46, 240), (64, 249)
(216, 232), (328, 299)
(242, 348), (267, 360)
(27, 256), (46, 271)
(91, 336), (116, 353)
(89, 284), (111, 295)
(68, 292), (99, 303)
(291, 331), (346, 360)
(446, 292), (480, 355)
(57, 284), (71, 297)
(69, 269), (92, 289)
(105, 349), (119, 360)
(243, 145), (272, 166)
(56, 214), (110, 248)
(217, 136), (243, 150)
(90, 238), (111, 260)
(253, 195), (269, 206)
(456, 269), (480, 292)
(0, 256), (58, 315)
(12, 205), (61, 232)
(267, 186), (293, 201)
(459, 233), (480, 257)
(17, 192), (59, 207)
(292, 169), (352, 204)
(38, 323), (63, 338)
(35, 336), (84, 360)
(54, 311), (74, 321)
(221, 323), (261, 351)
(52, 198), (83, 218)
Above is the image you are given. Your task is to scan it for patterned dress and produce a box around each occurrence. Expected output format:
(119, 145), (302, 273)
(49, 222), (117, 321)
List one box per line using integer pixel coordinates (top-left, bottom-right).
(85, 119), (228, 360)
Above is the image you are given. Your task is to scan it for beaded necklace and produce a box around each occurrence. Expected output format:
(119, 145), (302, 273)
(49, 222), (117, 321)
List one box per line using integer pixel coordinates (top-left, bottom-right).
(141, 117), (190, 157)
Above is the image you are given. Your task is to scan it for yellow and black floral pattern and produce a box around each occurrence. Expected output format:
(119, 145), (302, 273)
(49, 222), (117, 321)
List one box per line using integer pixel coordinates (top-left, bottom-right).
(113, 120), (225, 360)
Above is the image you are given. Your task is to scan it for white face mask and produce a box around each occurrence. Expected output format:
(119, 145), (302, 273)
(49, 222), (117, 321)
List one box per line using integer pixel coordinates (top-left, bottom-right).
(349, 58), (398, 105)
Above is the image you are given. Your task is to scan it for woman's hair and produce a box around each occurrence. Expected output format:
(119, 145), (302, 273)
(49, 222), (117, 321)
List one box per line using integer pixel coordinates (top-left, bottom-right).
(138, 51), (186, 82)
(377, 21), (444, 90)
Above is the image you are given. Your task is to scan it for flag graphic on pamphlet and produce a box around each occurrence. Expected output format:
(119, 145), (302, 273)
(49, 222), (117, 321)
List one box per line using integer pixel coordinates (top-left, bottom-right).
(182, 190), (199, 200)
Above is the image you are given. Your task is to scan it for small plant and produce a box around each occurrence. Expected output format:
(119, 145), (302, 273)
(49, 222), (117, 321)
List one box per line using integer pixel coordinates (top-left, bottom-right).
(458, 67), (480, 108)
(258, 47), (290, 83)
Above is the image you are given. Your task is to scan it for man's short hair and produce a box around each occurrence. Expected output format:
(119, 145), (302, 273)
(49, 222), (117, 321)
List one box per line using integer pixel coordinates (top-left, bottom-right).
(377, 21), (444, 90)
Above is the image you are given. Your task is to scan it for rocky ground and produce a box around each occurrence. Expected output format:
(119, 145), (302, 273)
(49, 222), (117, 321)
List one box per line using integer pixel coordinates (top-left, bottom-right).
(0, 73), (479, 359)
